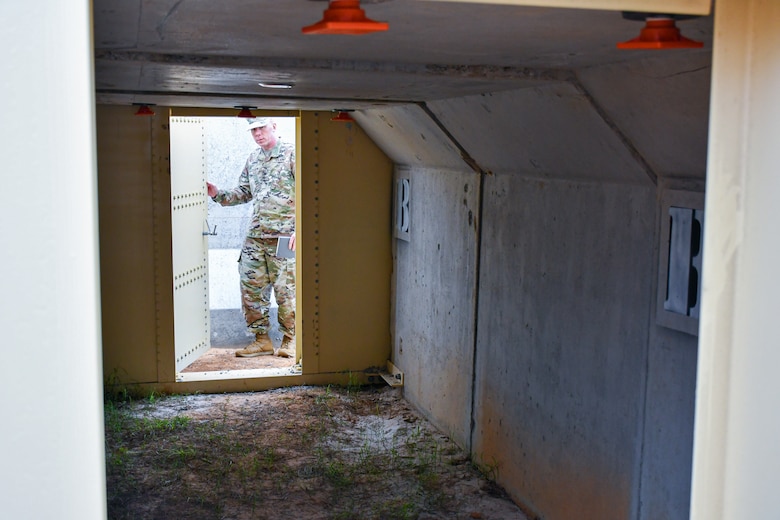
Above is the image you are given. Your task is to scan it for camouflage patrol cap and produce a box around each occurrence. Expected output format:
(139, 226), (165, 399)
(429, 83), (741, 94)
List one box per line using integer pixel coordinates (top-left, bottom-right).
(247, 117), (271, 130)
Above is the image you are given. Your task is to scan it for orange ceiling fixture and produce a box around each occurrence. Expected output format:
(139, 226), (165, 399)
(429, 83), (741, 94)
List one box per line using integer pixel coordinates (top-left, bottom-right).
(235, 106), (256, 118)
(302, 0), (389, 35)
(618, 15), (703, 50)
(133, 103), (155, 116)
(331, 110), (355, 122)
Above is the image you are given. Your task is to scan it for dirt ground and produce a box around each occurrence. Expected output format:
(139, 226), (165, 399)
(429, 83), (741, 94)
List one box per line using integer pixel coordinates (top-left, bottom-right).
(180, 346), (298, 374)
(104, 384), (529, 520)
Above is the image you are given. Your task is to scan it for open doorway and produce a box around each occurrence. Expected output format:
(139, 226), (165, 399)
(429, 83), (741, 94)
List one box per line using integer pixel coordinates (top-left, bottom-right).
(169, 115), (300, 381)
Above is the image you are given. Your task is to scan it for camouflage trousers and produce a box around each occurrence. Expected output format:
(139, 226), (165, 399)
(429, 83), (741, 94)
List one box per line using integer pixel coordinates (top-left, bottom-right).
(238, 236), (295, 338)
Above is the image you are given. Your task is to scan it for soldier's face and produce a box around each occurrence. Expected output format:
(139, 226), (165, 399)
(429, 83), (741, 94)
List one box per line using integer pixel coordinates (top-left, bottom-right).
(251, 124), (277, 150)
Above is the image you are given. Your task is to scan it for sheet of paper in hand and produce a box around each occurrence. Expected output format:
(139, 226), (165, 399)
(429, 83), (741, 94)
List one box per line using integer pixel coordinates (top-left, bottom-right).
(275, 236), (295, 258)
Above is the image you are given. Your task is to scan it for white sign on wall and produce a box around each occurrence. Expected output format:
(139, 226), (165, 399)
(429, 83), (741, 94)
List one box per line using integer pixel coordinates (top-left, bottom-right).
(395, 177), (411, 241)
(657, 190), (705, 336)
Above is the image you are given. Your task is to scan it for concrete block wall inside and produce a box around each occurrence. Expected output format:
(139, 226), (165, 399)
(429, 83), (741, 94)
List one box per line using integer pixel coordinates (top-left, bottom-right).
(359, 45), (709, 520)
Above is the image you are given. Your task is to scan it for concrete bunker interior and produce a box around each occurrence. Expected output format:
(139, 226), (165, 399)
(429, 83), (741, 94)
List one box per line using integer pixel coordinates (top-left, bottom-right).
(12, 1), (780, 519)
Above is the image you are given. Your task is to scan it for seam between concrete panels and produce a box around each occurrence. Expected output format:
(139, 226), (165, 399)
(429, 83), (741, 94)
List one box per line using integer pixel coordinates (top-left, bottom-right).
(417, 102), (492, 176)
(570, 74), (659, 186)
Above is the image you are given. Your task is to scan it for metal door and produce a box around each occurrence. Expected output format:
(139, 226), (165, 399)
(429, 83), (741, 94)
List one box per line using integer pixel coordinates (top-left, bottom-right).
(170, 117), (211, 372)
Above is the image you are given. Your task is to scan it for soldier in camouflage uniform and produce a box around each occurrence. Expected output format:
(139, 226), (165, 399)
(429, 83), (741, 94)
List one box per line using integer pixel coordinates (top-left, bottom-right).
(207, 117), (296, 358)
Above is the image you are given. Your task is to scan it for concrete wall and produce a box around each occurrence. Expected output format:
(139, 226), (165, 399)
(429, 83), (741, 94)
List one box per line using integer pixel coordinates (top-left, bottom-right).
(392, 165), (480, 450)
(359, 48), (710, 520)
(641, 325), (698, 520)
(474, 177), (655, 519)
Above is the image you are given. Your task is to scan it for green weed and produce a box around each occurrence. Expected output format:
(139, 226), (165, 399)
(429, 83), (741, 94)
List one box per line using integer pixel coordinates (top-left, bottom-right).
(346, 371), (362, 394)
(104, 385), (510, 520)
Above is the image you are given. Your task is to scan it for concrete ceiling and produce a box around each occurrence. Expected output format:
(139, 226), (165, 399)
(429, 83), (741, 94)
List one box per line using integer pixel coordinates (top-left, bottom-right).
(93, 0), (714, 111)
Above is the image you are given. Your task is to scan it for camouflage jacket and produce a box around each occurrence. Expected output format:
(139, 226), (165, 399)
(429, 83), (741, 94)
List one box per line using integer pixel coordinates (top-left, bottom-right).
(212, 139), (295, 238)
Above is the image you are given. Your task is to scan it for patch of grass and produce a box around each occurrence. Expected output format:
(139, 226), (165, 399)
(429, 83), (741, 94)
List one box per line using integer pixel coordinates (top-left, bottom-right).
(139, 415), (191, 434)
(356, 439), (385, 476)
(103, 371), (138, 404)
(372, 498), (419, 520)
(346, 371), (362, 394)
(474, 453), (501, 481)
(104, 385), (514, 520)
(107, 445), (130, 472)
(315, 384), (334, 403)
(324, 459), (350, 488)
(330, 500), (364, 520)
(103, 400), (127, 434)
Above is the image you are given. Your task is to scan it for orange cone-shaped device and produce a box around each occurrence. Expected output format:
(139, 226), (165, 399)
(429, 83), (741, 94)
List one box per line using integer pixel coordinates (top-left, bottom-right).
(134, 104), (155, 116)
(331, 110), (355, 122)
(235, 106), (256, 118)
(618, 17), (703, 49)
(302, 1), (388, 35)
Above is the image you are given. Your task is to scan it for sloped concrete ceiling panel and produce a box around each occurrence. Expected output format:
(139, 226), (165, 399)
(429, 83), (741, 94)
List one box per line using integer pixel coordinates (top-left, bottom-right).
(577, 52), (711, 180)
(355, 105), (470, 172)
(427, 84), (651, 183)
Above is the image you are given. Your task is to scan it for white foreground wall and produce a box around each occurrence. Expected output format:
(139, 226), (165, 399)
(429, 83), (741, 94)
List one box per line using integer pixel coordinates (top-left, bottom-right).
(691, 0), (780, 518)
(0, 1), (106, 519)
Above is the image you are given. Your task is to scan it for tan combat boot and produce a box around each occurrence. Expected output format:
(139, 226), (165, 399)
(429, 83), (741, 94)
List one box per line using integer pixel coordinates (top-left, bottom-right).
(276, 336), (295, 358)
(235, 334), (274, 357)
